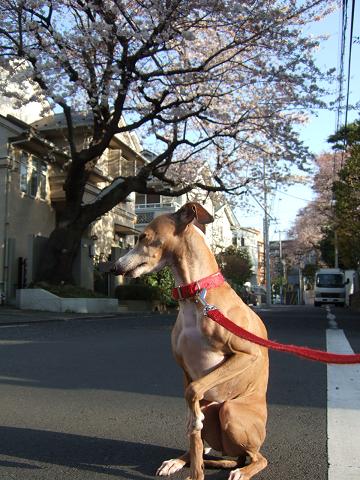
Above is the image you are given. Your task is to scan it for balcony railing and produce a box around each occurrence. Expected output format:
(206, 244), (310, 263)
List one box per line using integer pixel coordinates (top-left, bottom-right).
(135, 201), (182, 224)
(135, 201), (181, 210)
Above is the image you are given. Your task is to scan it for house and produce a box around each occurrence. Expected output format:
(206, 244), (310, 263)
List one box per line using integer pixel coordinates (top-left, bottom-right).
(237, 226), (264, 286)
(211, 202), (237, 253)
(0, 112), (143, 303)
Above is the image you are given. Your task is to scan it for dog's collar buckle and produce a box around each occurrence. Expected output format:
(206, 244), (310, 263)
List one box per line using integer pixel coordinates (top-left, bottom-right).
(196, 288), (217, 314)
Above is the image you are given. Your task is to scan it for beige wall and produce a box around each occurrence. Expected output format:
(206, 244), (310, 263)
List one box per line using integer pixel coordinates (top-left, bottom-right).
(8, 152), (55, 259)
(0, 153), (55, 299)
(0, 162), (8, 295)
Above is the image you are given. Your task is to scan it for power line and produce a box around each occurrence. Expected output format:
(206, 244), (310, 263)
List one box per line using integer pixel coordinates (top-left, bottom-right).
(245, 186), (276, 221)
(334, 0), (349, 170)
(274, 188), (312, 203)
(344, 0), (356, 132)
(336, 0), (348, 134)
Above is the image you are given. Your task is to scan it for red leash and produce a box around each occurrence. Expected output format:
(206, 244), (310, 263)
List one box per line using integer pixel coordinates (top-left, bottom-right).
(171, 274), (360, 365)
(206, 307), (360, 365)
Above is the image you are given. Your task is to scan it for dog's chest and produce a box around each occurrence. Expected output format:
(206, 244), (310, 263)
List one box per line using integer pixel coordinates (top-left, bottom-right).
(174, 307), (225, 380)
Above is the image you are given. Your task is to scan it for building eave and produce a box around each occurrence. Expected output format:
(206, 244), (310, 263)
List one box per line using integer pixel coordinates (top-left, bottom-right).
(9, 131), (70, 163)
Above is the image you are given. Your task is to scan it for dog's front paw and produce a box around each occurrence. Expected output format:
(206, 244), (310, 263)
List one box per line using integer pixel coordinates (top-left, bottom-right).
(228, 468), (245, 480)
(156, 458), (186, 476)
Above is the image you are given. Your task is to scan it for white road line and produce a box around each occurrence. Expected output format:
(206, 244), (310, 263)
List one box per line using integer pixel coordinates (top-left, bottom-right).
(326, 305), (338, 329)
(327, 329), (360, 480)
(0, 324), (31, 329)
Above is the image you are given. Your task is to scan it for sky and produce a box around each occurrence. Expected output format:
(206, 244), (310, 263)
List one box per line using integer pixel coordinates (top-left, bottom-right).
(239, 4), (360, 241)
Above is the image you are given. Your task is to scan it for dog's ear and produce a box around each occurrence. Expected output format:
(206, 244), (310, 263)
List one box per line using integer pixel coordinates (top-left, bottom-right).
(175, 202), (214, 232)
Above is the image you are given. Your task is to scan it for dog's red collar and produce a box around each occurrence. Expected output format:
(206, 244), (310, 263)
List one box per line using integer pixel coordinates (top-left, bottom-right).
(172, 271), (225, 301)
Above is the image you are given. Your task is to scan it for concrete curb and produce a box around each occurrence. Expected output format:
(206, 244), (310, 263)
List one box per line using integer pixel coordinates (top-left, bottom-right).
(16, 288), (119, 313)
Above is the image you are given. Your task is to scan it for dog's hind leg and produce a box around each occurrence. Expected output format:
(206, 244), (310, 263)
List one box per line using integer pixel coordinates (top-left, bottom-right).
(219, 400), (267, 480)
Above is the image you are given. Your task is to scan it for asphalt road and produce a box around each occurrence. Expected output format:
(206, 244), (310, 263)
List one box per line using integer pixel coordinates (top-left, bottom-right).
(0, 305), (359, 480)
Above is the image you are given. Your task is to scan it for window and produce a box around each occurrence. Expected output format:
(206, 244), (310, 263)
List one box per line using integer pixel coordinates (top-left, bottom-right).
(19, 152), (47, 199)
(29, 159), (38, 197)
(39, 163), (47, 200)
(135, 193), (146, 205)
(147, 193), (160, 205)
(316, 274), (344, 288)
(135, 193), (161, 206)
(19, 153), (28, 193)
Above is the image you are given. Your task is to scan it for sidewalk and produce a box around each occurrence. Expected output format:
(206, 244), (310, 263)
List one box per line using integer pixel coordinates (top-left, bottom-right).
(0, 305), (124, 326)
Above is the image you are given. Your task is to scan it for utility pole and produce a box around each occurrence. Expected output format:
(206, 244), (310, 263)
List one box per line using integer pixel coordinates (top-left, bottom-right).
(334, 229), (339, 268)
(263, 159), (272, 306)
(278, 229), (284, 304)
(331, 195), (339, 268)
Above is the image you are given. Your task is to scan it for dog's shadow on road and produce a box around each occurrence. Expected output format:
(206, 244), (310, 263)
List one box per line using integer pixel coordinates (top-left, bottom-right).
(0, 426), (226, 479)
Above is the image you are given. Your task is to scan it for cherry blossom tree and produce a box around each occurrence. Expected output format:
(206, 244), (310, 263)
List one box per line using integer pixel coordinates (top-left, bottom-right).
(0, 0), (336, 283)
(287, 149), (345, 266)
(321, 121), (360, 268)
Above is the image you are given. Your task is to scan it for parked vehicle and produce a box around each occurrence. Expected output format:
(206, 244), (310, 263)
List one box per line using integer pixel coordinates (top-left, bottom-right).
(314, 268), (348, 307)
(250, 285), (267, 306)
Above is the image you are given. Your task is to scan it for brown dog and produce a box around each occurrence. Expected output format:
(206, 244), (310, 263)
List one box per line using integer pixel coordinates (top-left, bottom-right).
(112, 202), (269, 480)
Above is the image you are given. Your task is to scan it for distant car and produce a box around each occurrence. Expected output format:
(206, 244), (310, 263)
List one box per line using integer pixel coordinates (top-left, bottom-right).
(250, 286), (266, 306)
(252, 285), (266, 295)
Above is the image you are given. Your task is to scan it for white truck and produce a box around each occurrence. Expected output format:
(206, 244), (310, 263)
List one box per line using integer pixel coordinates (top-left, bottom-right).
(314, 268), (349, 307)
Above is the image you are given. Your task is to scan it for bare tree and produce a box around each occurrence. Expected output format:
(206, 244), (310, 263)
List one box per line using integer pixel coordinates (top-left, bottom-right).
(0, 0), (335, 283)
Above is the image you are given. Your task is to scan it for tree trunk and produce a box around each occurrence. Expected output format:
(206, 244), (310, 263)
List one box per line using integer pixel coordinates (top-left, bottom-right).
(36, 175), (137, 285)
(36, 222), (86, 285)
(36, 160), (93, 285)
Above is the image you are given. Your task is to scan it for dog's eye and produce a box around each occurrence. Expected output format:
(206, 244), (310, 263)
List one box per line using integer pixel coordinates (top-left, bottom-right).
(138, 231), (156, 245)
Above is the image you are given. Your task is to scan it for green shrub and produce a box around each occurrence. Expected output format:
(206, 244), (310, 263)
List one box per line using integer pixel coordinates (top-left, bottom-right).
(141, 267), (177, 306)
(216, 245), (253, 286)
(115, 284), (160, 301)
